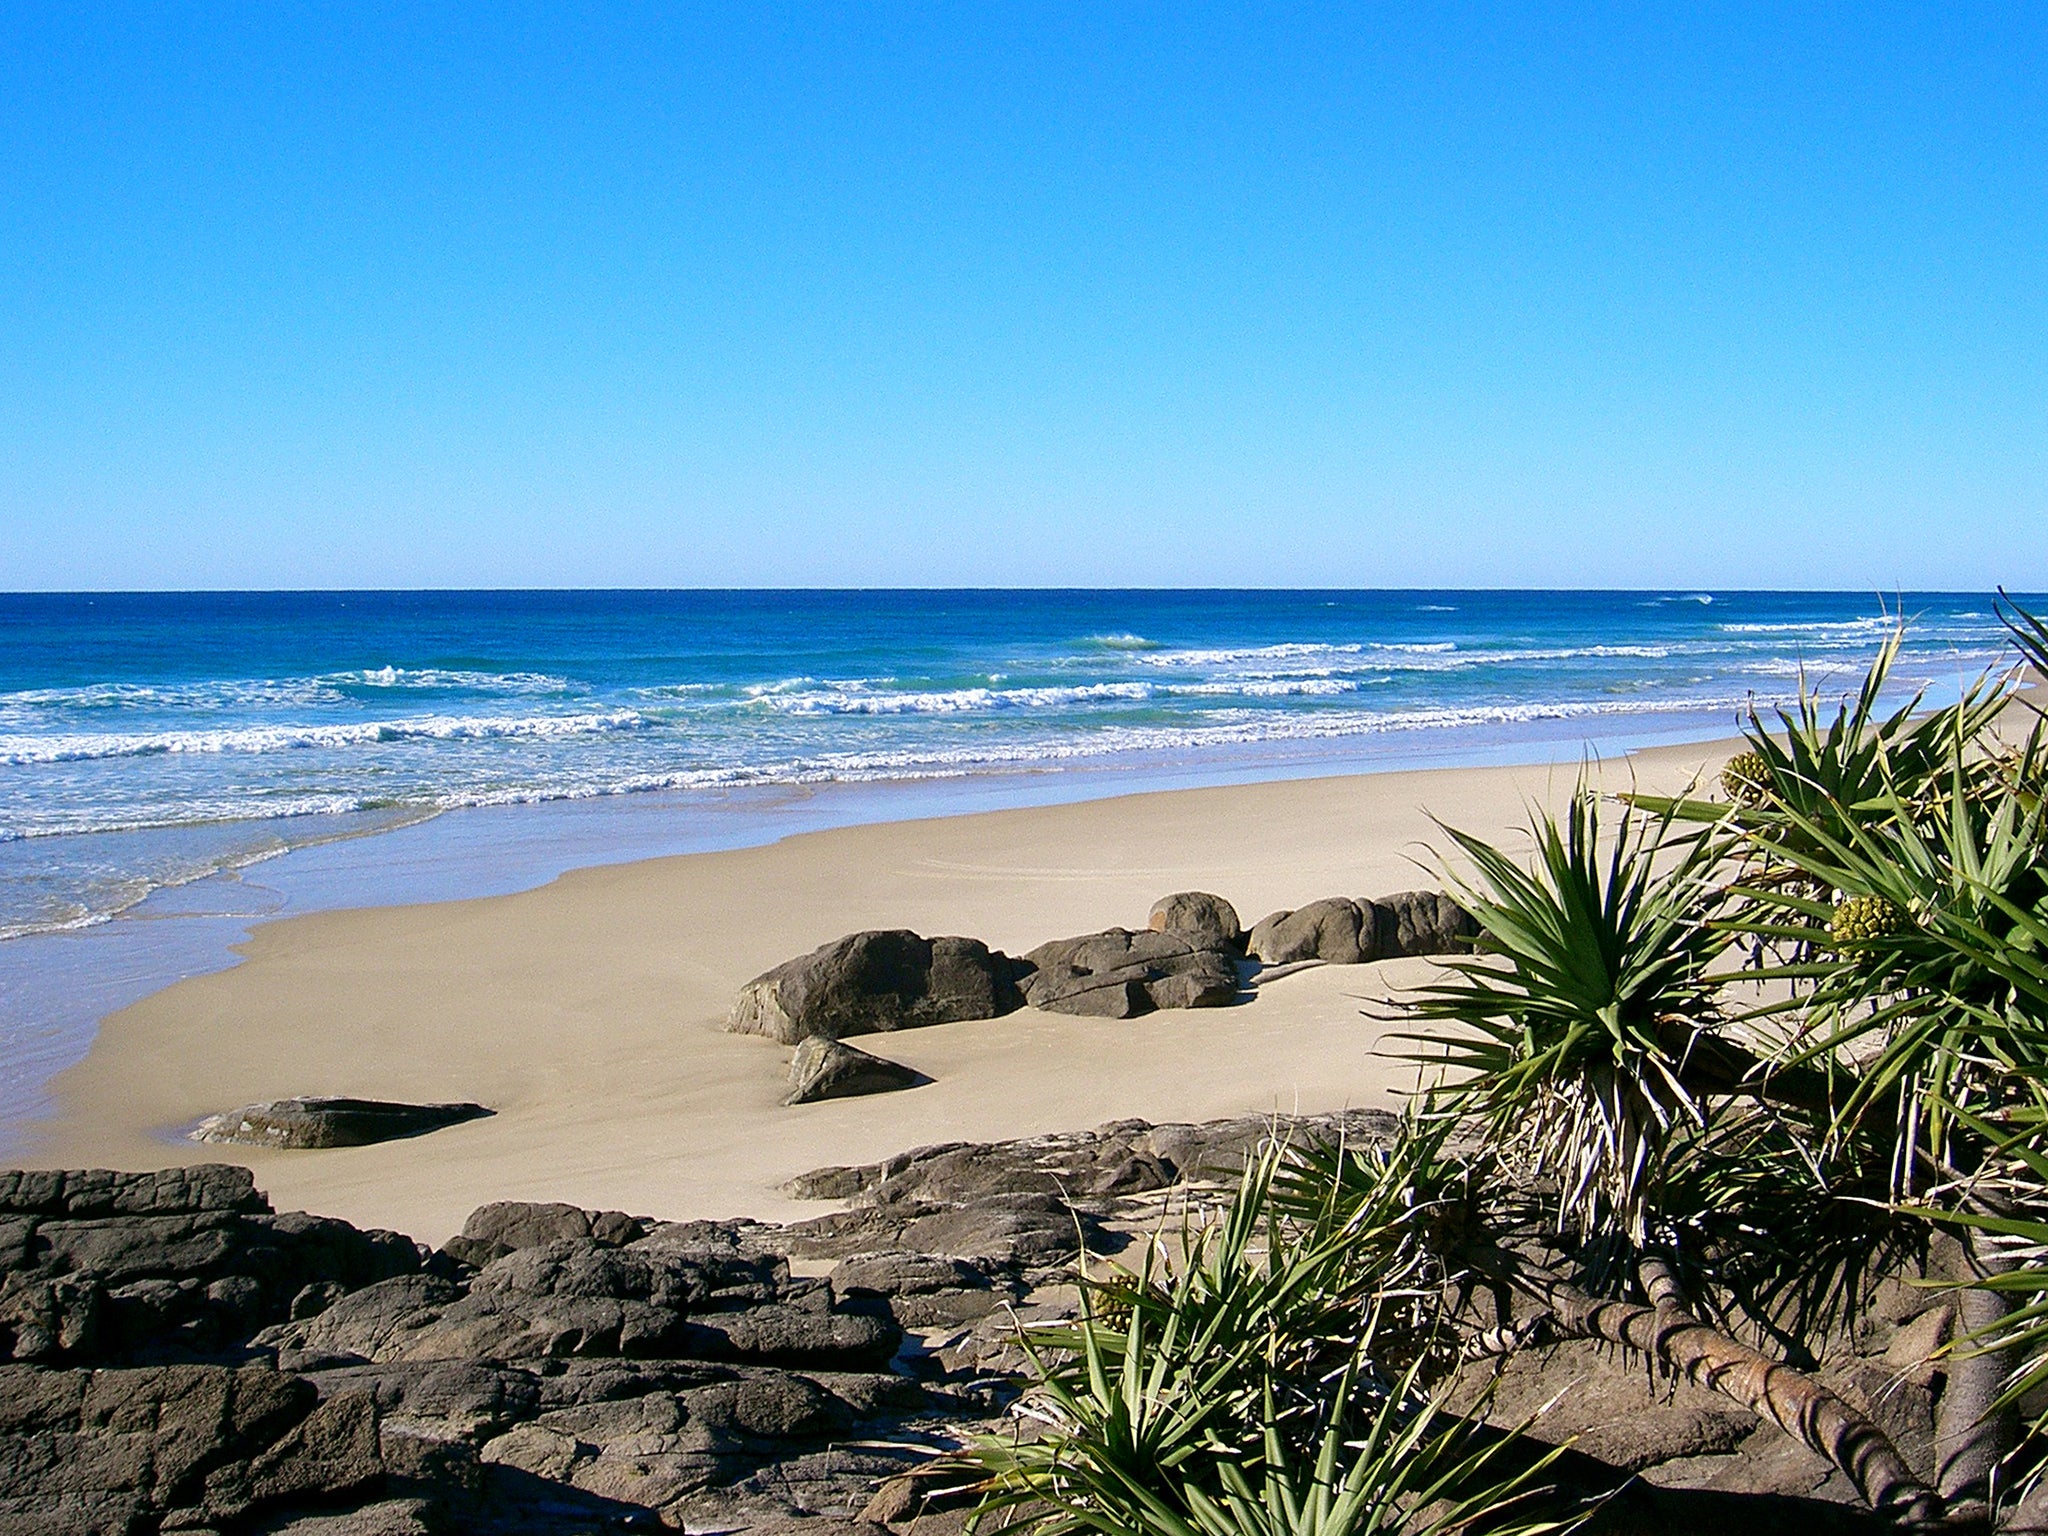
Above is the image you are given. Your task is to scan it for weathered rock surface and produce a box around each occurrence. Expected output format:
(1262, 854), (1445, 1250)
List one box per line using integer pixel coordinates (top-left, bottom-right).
(1021, 928), (1240, 1017)
(784, 1037), (924, 1106)
(193, 1098), (494, 1150)
(729, 930), (1027, 1044)
(0, 1114), (1944, 1534)
(0, 1165), (419, 1367)
(1146, 891), (1244, 954)
(1371, 889), (1481, 958)
(1248, 889), (1479, 965)
(1249, 897), (1368, 964)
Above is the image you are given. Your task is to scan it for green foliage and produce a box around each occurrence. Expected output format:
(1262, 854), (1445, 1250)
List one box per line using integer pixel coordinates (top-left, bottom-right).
(1397, 787), (1734, 1243)
(965, 599), (2048, 1533)
(963, 1133), (1575, 1536)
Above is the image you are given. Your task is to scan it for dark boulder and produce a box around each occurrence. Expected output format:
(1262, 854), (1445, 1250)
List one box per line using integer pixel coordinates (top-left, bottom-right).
(0, 1170), (420, 1366)
(1146, 891), (1245, 954)
(1248, 898), (1367, 965)
(1248, 891), (1479, 965)
(440, 1201), (647, 1269)
(1022, 929), (1239, 1018)
(0, 1361), (371, 1534)
(729, 931), (1026, 1045)
(192, 1098), (493, 1150)
(783, 1038), (924, 1106)
(1371, 889), (1480, 957)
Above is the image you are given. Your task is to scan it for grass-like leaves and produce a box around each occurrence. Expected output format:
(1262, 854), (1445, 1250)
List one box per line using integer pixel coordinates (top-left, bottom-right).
(1398, 787), (1733, 1243)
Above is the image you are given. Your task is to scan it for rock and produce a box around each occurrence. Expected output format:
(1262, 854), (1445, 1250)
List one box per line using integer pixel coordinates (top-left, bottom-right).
(830, 1252), (1008, 1328)
(0, 1361), (329, 1533)
(0, 1174), (420, 1366)
(1248, 898), (1366, 964)
(440, 1201), (647, 1269)
(1448, 1337), (1756, 1473)
(192, 1098), (494, 1149)
(1370, 890), (1480, 957)
(0, 1164), (268, 1219)
(1246, 892), (1480, 965)
(730, 931), (1026, 1045)
(784, 1038), (924, 1106)
(1021, 929), (1239, 1017)
(1146, 892), (1244, 953)
(0, 1274), (104, 1362)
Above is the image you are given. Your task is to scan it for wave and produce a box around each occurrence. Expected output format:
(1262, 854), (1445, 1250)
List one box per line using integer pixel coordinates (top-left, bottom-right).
(0, 710), (646, 765)
(1718, 617), (1900, 636)
(0, 669), (578, 718)
(345, 667), (573, 694)
(748, 682), (1160, 716)
(1083, 633), (1162, 650)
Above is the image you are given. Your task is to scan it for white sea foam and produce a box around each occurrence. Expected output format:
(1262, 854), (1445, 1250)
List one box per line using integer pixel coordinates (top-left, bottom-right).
(747, 682), (1159, 716)
(1718, 618), (1900, 636)
(0, 710), (645, 765)
(0, 669), (576, 720)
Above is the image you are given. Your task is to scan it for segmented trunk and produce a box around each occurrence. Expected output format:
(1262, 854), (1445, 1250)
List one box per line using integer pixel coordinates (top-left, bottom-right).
(1533, 1264), (1944, 1528)
(1936, 1229), (2020, 1503)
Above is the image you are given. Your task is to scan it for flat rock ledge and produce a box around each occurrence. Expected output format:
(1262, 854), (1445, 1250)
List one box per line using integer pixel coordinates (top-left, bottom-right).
(0, 1114), (1941, 1535)
(193, 1098), (495, 1149)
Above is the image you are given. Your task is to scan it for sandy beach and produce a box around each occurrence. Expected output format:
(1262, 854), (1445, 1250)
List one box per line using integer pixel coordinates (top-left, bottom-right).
(25, 741), (1737, 1246)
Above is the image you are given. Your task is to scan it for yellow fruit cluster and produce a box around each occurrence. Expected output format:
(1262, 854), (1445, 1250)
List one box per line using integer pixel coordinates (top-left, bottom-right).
(1829, 894), (1908, 949)
(1720, 751), (1773, 806)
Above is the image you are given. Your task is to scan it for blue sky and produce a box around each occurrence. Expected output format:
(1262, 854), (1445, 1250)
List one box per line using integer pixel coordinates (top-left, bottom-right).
(1, 5), (2042, 590)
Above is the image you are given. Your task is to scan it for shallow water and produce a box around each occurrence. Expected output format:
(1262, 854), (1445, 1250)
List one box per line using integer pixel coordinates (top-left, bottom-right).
(0, 588), (2026, 1148)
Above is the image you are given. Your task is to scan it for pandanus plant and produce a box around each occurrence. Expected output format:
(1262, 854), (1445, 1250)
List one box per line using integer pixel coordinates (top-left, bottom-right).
(1397, 782), (1943, 1525)
(961, 1132), (1573, 1536)
(964, 602), (2048, 1536)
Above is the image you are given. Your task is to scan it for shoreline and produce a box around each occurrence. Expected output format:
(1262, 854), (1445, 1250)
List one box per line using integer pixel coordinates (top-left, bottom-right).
(0, 706), (1751, 1149)
(19, 732), (1743, 1245)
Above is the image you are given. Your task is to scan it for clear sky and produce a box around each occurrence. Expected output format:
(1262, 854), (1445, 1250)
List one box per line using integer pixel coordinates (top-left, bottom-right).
(2, 5), (2042, 591)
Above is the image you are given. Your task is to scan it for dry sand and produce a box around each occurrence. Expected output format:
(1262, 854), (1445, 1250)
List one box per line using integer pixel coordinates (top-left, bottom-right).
(25, 741), (1735, 1245)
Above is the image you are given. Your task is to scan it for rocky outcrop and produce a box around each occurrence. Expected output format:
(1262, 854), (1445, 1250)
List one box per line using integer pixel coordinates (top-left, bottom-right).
(784, 1038), (924, 1106)
(1371, 889), (1481, 957)
(0, 1109), (1941, 1533)
(1247, 889), (1478, 965)
(728, 930), (1027, 1045)
(0, 1165), (419, 1367)
(1146, 891), (1245, 953)
(1021, 928), (1240, 1017)
(192, 1098), (494, 1150)
(0, 1165), (947, 1534)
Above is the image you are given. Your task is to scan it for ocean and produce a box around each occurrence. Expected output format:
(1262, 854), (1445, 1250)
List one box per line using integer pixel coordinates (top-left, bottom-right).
(0, 588), (2027, 1144)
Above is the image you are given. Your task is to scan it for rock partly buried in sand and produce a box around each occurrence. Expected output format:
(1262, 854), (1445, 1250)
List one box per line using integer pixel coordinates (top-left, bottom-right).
(1248, 890), (1480, 965)
(784, 1036), (924, 1105)
(1249, 897), (1368, 965)
(1022, 928), (1240, 1018)
(728, 929), (1027, 1045)
(1147, 890), (1245, 953)
(1373, 889), (1481, 958)
(191, 1097), (494, 1150)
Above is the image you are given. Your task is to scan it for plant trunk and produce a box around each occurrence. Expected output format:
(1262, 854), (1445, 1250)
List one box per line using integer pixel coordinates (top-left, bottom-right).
(1482, 1248), (1944, 1528)
(1936, 1227), (2020, 1505)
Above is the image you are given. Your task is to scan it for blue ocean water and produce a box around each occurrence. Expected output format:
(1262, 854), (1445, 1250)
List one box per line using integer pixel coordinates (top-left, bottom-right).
(0, 588), (2028, 1144)
(0, 589), (2025, 941)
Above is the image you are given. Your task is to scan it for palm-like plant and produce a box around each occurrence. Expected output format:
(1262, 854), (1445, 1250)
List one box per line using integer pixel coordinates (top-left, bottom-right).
(962, 1134), (1575, 1536)
(1399, 787), (1735, 1245)
(1386, 780), (1942, 1523)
